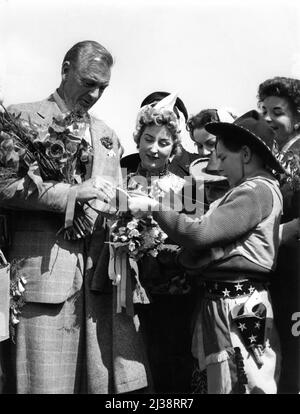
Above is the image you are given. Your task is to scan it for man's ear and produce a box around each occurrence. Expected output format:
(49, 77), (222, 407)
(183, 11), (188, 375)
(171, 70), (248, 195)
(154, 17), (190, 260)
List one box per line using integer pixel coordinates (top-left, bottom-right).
(241, 145), (252, 164)
(61, 61), (71, 80)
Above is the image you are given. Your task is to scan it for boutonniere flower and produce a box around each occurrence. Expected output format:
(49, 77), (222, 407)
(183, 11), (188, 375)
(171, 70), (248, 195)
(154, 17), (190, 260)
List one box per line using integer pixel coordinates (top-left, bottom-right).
(100, 136), (116, 157)
(100, 136), (113, 149)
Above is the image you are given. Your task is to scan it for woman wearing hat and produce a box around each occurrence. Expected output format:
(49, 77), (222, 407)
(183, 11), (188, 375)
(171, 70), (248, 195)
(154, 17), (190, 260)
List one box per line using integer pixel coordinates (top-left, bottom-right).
(121, 91), (200, 179)
(124, 93), (198, 393)
(128, 110), (284, 393)
(258, 76), (300, 393)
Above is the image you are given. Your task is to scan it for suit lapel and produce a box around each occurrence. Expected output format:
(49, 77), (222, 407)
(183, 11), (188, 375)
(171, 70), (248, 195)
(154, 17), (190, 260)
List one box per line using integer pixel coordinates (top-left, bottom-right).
(90, 117), (101, 178)
(90, 117), (118, 179)
(31, 95), (62, 126)
(88, 117), (122, 215)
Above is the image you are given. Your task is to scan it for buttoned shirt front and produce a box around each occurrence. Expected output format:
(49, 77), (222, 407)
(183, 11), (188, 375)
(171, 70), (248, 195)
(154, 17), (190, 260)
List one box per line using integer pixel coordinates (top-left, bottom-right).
(52, 90), (92, 145)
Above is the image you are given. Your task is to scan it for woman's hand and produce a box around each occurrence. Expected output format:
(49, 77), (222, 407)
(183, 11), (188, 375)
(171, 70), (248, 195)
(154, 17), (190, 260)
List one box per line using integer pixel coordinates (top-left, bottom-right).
(128, 194), (159, 216)
(150, 180), (166, 200)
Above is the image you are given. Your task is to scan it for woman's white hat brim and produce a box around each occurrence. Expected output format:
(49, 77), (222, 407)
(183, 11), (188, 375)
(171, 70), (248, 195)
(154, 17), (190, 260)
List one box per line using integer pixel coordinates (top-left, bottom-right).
(189, 158), (227, 182)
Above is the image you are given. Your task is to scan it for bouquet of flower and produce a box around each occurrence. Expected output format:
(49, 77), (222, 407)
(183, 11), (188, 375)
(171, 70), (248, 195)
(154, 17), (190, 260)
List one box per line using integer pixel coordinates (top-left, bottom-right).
(110, 210), (168, 261)
(0, 101), (94, 239)
(109, 175), (169, 260)
(108, 180), (170, 314)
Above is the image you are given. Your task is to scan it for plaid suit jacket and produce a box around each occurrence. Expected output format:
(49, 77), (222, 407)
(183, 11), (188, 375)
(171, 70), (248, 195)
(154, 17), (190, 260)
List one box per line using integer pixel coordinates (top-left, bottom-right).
(0, 94), (122, 304)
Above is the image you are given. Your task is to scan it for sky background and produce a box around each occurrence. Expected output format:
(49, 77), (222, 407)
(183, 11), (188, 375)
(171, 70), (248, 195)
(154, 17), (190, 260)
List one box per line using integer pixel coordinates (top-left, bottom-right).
(0, 0), (300, 155)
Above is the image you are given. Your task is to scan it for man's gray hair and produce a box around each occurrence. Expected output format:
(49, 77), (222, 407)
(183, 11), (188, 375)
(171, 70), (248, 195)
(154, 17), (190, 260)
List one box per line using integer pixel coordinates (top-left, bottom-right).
(62, 40), (113, 69)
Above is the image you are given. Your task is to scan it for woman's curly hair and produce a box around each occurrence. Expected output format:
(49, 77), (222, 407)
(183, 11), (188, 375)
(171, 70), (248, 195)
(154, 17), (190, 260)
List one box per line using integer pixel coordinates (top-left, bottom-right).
(133, 105), (181, 156)
(257, 76), (300, 112)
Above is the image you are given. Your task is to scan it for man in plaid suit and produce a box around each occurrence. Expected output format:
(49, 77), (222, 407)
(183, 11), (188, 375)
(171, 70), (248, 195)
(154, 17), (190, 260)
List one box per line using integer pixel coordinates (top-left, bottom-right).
(0, 41), (150, 394)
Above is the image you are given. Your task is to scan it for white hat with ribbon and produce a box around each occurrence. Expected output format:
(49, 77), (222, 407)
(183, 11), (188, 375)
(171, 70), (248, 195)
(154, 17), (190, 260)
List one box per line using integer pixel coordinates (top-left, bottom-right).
(189, 151), (227, 183)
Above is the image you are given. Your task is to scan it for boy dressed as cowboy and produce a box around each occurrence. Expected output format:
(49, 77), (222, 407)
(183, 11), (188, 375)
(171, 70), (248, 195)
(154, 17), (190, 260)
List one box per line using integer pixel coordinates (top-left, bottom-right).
(128, 110), (284, 394)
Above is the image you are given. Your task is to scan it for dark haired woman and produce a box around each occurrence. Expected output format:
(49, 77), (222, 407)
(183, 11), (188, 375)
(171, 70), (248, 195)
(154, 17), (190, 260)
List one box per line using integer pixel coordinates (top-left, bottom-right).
(258, 76), (300, 393)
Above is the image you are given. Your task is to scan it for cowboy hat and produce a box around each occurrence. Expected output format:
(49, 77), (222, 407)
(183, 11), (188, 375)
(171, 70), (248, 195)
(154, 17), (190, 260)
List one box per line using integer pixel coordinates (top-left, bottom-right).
(205, 109), (285, 173)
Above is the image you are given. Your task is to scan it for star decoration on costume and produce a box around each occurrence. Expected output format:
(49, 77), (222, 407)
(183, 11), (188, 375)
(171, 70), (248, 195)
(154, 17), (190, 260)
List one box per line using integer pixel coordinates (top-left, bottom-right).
(254, 321), (261, 329)
(249, 335), (257, 343)
(222, 288), (230, 298)
(238, 323), (247, 332)
(234, 282), (243, 291)
(248, 285), (255, 294)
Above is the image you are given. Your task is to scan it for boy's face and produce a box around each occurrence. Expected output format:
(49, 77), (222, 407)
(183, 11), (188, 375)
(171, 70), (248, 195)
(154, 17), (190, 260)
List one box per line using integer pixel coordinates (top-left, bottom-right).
(216, 140), (243, 188)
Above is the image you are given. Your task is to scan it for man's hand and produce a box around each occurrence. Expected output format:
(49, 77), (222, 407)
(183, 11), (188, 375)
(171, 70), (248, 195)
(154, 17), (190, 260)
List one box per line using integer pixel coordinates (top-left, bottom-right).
(75, 177), (116, 203)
